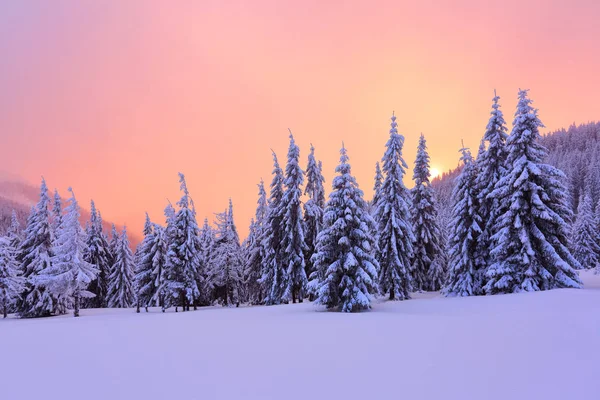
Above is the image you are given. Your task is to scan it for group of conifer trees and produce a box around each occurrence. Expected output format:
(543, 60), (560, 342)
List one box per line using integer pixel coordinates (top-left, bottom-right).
(443, 89), (585, 297)
(0, 89), (595, 317)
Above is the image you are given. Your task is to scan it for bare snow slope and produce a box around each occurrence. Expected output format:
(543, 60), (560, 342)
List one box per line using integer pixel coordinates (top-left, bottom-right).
(2, 272), (599, 400)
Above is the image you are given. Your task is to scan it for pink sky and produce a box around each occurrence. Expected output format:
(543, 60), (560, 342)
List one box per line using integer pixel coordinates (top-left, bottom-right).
(1, 0), (599, 237)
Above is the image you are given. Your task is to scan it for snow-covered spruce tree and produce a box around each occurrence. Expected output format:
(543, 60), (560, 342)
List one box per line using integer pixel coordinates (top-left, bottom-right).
(279, 132), (308, 303)
(163, 173), (201, 311)
(442, 146), (482, 297)
(134, 213), (157, 312)
(486, 89), (582, 293)
(109, 223), (119, 266)
(411, 134), (443, 291)
(107, 227), (136, 308)
(475, 91), (509, 283)
(159, 203), (177, 311)
(51, 189), (62, 236)
(7, 210), (22, 252)
(259, 151), (287, 305)
(428, 247), (449, 291)
(149, 223), (168, 308)
(303, 145), (325, 287)
(429, 190), (452, 291)
(372, 161), (384, 215)
(211, 200), (243, 306)
(0, 237), (24, 318)
(196, 217), (214, 306)
(570, 192), (600, 269)
(311, 145), (379, 312)
(375, 113), (415, 299)
(17, 178), (56, 318)
(84, 200), (112, 308)
(39, 188), (98, 317)
(244, 181), (268, 304)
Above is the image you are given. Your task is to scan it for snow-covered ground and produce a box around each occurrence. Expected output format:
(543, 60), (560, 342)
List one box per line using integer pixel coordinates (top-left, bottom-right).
(2, 272), (599, 400)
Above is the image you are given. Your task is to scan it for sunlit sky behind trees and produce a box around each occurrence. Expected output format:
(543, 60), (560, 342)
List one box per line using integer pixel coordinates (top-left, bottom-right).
(1, 0), (599, 236)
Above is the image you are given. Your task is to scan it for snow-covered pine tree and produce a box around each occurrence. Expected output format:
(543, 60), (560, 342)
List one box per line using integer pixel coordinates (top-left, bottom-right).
(197, 217), (215, 306)
(17, 178), (56, 318)
(475, 91), (509, 285)
(428, 248), (449, 291)
(372, 161), (384, 214)
(443, 145), (481, 296)
(244, 181), (267, 304)
(51, 189), (62, 236)
(411, 134), (443, 291)
(210, 200), (243, 306)
(158, 203), (177, 311)
(163, 173), (201, 311)
(84, 200), (112, 308)
(107, 227), (135, 308)
(376, 113), (415, 299)
(39, 188), (98, 317)
(259, 151), (287, 305)
(0, 237), (24, 318)
(149, 223), (168, 308)
(134, 213), (157, 312)
(442, 146), (482, 297)
(486, 89), (582, 293)
(109, 223), (119, 265)
(303, 145), (325, 287)
(311, 144), (379, 312)
(279, 132), (308, 303)
(7, 210), (22, 252)
(570, 192), (600, 269)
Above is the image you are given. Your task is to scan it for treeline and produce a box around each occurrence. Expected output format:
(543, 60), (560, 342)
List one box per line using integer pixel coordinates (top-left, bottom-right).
(0, 89), (596, 317)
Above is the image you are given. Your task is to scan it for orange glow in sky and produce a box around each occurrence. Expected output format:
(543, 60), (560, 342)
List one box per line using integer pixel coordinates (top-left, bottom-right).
(1, 1), (599, 237)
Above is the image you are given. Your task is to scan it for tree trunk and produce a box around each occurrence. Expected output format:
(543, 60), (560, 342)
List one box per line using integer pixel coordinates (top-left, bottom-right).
(3, 299), (7, 318)
(73, 292), (80, 317)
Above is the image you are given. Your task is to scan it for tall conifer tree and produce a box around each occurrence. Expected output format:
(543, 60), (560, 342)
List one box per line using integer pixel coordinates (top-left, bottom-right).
(163, 173), (202, 311)
(107, 227), (136, 308)
(0, 237), (23, 318)
(279, 132), (308, 303)
(311, 145), (379, 312)
(17, 179), (56, 318)
(443, 146), (482, 297)
(376, 113), (415, 300)
(475, 91), (509, 281)
(244, 181), (268, 304)
(211, 200), (243, 306)
(411, 134), (443, 291)
(570, 192), (600, 269)
(84, 200), (112, 308)
(303, 145), (325, 287)
(41, 188), (98, 317)
(259, 152), (287, 305)
(486, 89), (582, 293)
